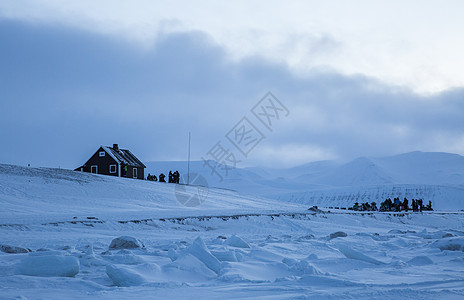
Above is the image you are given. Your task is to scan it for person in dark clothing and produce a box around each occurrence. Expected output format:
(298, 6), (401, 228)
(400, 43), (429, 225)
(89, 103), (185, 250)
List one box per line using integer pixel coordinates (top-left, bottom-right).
(147, 173), (151, 181)
(386, 199), (391, 211)
(418, 199), (423, 212)
(174, 170), (180, 183)
(403, 198), (409, 212)
(393, 198), (401, 211)
(427, 201), (433, 211)
(153, 175), (157, 182)
(159, 173), (166, 182)
(168, 171), (173, 183)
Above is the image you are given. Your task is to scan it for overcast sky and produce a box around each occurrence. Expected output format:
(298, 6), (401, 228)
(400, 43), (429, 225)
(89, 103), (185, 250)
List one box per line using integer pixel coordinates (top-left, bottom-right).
(1, 1), (464, 169)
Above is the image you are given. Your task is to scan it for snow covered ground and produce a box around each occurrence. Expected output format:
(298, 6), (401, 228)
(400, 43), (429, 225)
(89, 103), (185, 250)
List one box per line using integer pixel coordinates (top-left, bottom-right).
(1, 162), (464, 299)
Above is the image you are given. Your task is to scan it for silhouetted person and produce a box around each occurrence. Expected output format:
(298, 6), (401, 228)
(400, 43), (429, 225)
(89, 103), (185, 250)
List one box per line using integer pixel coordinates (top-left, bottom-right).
(174, 170), (180, 183)
(418, 199), (423, 212)
(403, 198), (409, 212)
(159, 173), (166, 183)
(168, 171), (173, 183)
(394, 198), (401, 212)
(427, 200), (433, 211)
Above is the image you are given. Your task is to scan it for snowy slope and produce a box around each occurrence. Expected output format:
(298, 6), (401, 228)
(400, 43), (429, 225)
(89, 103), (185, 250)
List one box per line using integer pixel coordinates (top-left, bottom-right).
(0, 164), (306, 225)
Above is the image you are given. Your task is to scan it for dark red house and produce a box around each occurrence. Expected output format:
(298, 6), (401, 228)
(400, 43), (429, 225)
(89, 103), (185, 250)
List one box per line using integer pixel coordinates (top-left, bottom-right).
(75, 144), (146, 179)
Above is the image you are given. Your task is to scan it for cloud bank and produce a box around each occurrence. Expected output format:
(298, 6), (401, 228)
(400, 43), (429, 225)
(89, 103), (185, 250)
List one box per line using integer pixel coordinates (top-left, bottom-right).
(1, 18), (464, 169)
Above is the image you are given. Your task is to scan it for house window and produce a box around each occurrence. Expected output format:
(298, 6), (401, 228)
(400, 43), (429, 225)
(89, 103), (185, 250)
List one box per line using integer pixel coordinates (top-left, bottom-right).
(91, 165), (98, 174)
(133, 168), (137, 178)
(99, 151), (105, 157)
(109, 165), (117, 173)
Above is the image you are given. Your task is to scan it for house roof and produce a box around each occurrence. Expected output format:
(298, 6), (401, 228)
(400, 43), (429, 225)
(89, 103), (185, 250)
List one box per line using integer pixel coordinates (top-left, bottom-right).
(102, 146), (146, 168)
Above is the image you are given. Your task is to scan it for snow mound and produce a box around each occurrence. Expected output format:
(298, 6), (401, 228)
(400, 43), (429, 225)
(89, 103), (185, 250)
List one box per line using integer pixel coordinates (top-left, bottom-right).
(106, 264), (148, 287)
(16, 255), (79, 277)
(109, 236), (144, 250)
(165, 253), (217, 280)
(0, 244), (30, 254)
(329, 231), (347, 239)
(335, 244), (385, 265)
(432, 237), (464, 251)
(283, 258), (323, 275)
(407, 256), (433, 266)
(225, 235), (250, 248)
(182, 237), (221, 274)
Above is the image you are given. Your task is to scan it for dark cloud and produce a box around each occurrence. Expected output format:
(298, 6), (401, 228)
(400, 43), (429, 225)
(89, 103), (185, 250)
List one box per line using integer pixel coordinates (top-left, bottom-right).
(1, 18), (463, 169)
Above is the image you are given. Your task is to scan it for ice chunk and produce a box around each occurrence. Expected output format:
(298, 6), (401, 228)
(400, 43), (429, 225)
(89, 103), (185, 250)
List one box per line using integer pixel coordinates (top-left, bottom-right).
(16, 255), (80, 277)
(329, 231), (347, 239)
(282, 258), (323, 275)
(407, 256), (433, 266)
(225, 235), (250, 248)
(165, 253), (217, 280)
(168, 247), (179, 261)
(106, 264), (147, 286)
(184, 237), (221, 274)
(211, 250), (238, 262)
(335, 244), (385, 265)
(290, 260), (323, 275)
(109, 236), (144, 250)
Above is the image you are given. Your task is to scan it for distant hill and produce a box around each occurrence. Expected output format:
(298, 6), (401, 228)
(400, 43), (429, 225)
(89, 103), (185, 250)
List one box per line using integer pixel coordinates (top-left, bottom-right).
(145, 151), (464, 210)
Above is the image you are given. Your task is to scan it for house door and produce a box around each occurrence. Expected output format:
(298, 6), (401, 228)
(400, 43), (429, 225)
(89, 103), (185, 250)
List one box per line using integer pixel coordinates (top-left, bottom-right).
(133, 168), (137, 178)
(91, 165), (98, 174)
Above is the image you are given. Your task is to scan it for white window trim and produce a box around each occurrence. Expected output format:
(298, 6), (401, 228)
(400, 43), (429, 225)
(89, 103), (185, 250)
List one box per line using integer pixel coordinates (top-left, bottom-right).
(91, 165), (98, 174)
(109, 164), (117, 174)
(133, 168), (137, 178)
(99, 151), (105, 157)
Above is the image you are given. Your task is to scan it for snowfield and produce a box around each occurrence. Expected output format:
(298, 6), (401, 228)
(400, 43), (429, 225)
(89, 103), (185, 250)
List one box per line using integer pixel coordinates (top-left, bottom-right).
(1, 162), (464, 299)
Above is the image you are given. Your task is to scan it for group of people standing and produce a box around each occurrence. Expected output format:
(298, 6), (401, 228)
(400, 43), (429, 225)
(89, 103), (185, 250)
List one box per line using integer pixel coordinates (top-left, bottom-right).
(379, 197), (433, 212)
(350, 197), (433, 212)
(146, 170), (180, 184)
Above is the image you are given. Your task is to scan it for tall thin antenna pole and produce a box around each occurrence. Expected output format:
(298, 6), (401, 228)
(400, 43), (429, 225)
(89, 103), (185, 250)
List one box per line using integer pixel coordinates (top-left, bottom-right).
(187, 132), (191, 185)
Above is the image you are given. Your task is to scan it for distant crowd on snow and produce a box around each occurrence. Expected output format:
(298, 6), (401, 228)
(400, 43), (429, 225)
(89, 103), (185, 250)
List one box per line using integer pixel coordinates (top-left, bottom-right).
(146, 170), (180, 183)
(349, 197), (433, 212)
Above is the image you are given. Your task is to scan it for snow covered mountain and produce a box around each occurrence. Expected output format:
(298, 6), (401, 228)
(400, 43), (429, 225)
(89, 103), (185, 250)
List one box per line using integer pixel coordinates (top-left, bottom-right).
(146, 151), (464, 210)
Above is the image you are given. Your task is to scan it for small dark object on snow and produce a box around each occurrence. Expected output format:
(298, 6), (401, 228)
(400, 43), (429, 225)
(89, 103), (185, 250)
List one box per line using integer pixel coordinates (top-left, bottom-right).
(330, 231), (348, 239)
(308, 206), (323, 213)
(0, 244), (30, 254)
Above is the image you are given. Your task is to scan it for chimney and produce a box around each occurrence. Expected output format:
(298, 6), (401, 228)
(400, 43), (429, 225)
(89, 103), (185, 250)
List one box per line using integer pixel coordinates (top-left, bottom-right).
(113, 144), (119, 151)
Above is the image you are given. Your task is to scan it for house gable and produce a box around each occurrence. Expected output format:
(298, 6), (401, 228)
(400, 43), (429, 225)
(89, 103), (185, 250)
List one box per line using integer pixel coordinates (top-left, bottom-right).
(75, 144), (145, 179)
